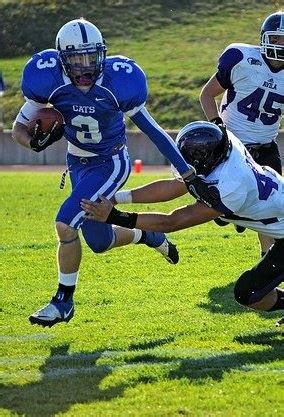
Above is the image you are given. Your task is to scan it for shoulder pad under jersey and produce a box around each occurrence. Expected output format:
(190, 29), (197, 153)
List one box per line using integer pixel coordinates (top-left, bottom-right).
(103, 55), (148, 112)
(22, 49), (64, 104)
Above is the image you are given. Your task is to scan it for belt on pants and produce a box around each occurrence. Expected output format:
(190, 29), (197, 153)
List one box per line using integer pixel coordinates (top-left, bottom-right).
(60, 143), (126, 188)
(245, 142), (274, 150)
(79, 143), (125, 164)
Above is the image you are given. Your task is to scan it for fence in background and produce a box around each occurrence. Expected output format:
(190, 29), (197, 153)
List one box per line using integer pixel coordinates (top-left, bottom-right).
(1, 130), (284, 166)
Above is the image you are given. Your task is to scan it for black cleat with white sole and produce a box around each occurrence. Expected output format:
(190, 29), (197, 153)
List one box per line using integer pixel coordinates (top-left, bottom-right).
(154, 238), (179, 264)
(276, 316), (284, 327)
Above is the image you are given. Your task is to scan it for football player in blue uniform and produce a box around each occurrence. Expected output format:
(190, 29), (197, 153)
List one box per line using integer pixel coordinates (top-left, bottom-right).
(81, 122), (284, 327)
(12, 18), (209, 327)
(199, 11), (284, 256)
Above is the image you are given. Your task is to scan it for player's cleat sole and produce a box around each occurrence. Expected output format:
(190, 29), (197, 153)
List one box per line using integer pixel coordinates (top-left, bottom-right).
(235, 225), (246, 233)
(154, 238), (179, 264)
(214, 218), (229, 227)
(29, 300), (74, 328)
(276, 317), (284, 327)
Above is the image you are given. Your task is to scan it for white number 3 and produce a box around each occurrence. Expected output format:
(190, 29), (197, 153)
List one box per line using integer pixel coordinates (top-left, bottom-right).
(36, 58), (57, 69)
(113, 62), (133, 73)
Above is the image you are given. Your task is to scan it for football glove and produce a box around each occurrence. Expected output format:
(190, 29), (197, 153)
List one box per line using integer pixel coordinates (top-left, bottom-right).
(30, 120), (64, 153)
(183, 172), (220, 208)
(210, 116), (225, 127)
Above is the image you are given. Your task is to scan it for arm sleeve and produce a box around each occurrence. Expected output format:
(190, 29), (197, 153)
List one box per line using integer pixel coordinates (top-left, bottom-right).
(130, 106), (190, 176)
(15, 100), (48, 126)
(216, 46), (243, 89)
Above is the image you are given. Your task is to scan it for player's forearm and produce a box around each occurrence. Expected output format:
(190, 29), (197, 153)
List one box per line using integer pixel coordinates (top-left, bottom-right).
(135, 212), (181, 232)
(12, 121), (32, 149)
(80, 197), (221, 233)
(199, 75), (225, 121)
(115, 179), (187, 204)
(135, 204), (219, 232)
(199, 90), (220, 121)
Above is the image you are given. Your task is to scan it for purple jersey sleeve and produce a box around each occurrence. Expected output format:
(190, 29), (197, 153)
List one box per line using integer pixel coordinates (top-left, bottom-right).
(216, 47), (243, 89)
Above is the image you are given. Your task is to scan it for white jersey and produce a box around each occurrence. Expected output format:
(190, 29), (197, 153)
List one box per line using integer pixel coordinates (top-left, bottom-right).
(206, 132), (284, 239)
(217, 43), (284, 145)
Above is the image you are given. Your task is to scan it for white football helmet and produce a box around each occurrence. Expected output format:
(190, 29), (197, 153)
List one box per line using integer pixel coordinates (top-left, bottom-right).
(56, 18), (107, 86)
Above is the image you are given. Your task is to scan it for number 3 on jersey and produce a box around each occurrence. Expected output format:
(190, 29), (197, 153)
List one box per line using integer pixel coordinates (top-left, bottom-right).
(112, 62), (133, 73)
(71, 115), (102, 144)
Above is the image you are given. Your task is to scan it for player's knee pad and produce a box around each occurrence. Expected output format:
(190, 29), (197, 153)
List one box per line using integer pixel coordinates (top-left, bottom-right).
(235, 240), (284, 306)
(234, 269), (284, 306)
(85, 238), (113, 253)
(234, 271), (254, 306)
(81, 221), (114, 253)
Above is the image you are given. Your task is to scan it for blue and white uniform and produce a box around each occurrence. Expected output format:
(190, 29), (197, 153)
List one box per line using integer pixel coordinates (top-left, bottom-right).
(206, 133), (284, 239)
(217, 43), (284, 145)
(17, 49), (190, 252)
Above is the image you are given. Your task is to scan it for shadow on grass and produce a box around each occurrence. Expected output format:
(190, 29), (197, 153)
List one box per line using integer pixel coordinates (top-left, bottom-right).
(0, 331), (282, 416)
(198, 282), (278, 321)
(169, 330), (283, 381)
(198, 282), (244, 314)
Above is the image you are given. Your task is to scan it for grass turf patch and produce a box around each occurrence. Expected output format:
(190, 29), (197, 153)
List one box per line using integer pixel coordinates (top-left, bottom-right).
(0, 171), (283, 416)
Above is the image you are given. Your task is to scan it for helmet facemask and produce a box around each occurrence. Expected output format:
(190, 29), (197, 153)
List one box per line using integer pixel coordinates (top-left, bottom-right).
(260, 12), (284, 62)
(261, 32), (284, 61)
(60, 46), (106, 86)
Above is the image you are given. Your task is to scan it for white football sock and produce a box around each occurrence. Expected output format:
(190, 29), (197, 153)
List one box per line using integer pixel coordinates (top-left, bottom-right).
(59, 272), (79, 286)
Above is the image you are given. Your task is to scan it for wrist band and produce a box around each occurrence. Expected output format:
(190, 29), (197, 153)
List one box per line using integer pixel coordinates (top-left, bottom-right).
(114, 190), (132, 204)
(181, 166), (196, 180)
(106, 207), (138, 229)
(210, 117), (223, 125)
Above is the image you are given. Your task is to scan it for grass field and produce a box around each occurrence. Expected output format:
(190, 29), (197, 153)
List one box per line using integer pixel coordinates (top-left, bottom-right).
(0, 171), (283, 416)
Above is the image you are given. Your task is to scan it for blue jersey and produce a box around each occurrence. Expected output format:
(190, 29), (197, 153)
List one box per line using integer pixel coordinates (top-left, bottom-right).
(22, 49), (148, 156)
(21, 49), (190, 174)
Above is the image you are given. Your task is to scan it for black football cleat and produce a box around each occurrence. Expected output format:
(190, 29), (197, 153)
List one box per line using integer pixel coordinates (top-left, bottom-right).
(235, 225), (246, 233)
(29, 299), (74, 327)
(276, 317), (284, 327)
(154, 237), (179, 264)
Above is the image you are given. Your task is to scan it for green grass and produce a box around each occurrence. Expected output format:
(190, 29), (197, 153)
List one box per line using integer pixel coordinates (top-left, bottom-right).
(0, 171), (283, 416)
(0, 0), (278, 129)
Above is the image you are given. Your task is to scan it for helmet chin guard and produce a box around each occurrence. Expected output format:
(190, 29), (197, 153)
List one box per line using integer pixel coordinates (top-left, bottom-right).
(56, 18), (107, 86)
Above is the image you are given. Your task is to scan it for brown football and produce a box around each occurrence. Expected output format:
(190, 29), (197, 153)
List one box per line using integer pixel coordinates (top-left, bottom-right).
(28, 107), (64, 133)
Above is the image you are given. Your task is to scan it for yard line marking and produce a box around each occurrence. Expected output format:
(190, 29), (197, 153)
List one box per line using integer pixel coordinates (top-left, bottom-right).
(1, 363), (283, 382)
(0, 333), (51, 342)
(0, 348), (225, 365)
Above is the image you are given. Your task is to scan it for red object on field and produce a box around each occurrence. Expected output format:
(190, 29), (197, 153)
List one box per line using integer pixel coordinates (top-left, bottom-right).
(27, 107), (64, 133)
(134, 159), (143, 173)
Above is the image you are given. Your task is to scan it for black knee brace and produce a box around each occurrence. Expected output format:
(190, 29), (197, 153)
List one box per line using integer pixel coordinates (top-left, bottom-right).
(234, 240), (284, 306)
(234, 271), (253, 306)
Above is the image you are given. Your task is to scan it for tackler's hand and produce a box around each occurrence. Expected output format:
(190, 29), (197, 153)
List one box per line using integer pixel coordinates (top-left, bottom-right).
(81, 196), (114, 222)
